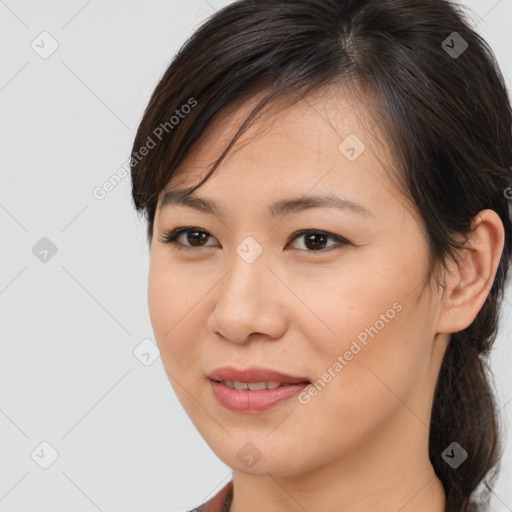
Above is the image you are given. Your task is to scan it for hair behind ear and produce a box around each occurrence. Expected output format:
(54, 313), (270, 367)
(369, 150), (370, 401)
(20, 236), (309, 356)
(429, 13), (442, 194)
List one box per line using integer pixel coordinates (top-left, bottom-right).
(429, 332), (502, 512)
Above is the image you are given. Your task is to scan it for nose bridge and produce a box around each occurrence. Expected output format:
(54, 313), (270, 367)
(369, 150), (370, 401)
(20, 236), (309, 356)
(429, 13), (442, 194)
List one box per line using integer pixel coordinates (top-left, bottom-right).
(222, 243), (271, 311)
(209, 240), (286, 343)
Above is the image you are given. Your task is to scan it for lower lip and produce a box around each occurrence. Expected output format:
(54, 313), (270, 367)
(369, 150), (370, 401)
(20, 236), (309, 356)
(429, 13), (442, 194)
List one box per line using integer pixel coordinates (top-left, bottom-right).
(210, 380), (309, 413)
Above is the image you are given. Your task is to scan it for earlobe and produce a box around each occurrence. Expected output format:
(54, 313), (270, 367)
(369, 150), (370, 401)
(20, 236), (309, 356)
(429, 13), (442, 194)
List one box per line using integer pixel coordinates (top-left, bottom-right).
(437, 209), (505, 334)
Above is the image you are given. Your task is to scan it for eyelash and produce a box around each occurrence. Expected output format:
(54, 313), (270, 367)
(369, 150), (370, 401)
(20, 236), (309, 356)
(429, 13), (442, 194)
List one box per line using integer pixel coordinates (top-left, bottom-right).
(157, 226), (350, 254)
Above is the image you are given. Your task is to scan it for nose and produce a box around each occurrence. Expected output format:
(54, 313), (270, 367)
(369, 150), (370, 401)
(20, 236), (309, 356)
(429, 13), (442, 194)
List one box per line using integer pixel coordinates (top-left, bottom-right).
(207, 250), (288, 344)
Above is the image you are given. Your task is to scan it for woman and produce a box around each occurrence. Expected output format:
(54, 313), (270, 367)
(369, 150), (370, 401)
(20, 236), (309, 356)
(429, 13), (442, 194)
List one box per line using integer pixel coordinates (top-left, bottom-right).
(130, 0), (512, 511)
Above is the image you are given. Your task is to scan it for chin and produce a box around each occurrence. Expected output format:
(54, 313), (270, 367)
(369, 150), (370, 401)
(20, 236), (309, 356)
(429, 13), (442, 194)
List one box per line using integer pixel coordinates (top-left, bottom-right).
(204, 433), (312, 476)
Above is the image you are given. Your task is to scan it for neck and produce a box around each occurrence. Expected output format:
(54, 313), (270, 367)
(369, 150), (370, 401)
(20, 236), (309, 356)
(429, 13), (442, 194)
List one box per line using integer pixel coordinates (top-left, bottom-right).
(230, 462), (445, 512)
(229, 409), (446, 512)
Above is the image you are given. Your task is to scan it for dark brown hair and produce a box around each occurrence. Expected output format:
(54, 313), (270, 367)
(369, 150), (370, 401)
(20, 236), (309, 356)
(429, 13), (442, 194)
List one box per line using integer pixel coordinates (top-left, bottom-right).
(130, 1), (512, 510)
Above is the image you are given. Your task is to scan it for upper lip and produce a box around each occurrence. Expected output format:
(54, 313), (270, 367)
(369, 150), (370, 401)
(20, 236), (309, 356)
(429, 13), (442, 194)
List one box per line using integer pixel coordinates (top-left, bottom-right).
(208, 366), (310, 384)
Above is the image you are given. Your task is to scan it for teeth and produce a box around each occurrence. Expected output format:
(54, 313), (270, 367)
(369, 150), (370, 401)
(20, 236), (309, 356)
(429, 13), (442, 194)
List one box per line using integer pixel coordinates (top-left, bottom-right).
(221, 380), (284, 390)
(247, 382), (267, 391)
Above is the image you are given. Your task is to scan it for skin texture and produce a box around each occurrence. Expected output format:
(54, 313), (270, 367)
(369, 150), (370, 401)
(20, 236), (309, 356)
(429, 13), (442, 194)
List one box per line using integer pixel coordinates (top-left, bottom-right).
(147, 87), (504, 512)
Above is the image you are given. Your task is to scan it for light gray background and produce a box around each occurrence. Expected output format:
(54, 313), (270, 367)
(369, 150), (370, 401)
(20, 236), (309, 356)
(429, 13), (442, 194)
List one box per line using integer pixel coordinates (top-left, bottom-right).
(1, 1), (511, 511)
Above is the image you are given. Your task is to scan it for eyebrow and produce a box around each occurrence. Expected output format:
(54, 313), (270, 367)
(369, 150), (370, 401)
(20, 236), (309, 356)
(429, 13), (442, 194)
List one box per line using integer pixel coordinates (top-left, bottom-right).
(159, 187), (373, 218)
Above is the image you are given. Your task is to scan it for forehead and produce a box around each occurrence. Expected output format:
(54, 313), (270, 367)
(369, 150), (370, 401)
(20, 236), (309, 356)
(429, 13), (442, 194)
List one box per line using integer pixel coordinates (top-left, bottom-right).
(153, 86), (427, 241)
(168, 85), (390, 182)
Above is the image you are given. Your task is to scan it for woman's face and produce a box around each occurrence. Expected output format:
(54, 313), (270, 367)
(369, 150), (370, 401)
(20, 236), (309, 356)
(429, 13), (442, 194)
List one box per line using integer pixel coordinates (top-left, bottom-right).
(148, 88), (449, 477)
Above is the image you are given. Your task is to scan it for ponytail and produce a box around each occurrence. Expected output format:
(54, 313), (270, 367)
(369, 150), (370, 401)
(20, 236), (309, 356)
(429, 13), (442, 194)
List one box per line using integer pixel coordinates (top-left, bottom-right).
(429, 329), (503, 511)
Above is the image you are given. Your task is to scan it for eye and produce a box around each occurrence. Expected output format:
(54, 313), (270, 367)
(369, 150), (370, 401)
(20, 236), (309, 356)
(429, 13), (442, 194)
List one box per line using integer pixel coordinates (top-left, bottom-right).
(287, 230), (349, 252)
(158, 227), (349, 253)
(157, 227), (218, 250)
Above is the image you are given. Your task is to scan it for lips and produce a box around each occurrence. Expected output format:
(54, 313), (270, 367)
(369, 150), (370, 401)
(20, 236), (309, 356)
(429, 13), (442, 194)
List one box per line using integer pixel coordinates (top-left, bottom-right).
(208, 366), (310, 386)
(208, 366), (311, 413)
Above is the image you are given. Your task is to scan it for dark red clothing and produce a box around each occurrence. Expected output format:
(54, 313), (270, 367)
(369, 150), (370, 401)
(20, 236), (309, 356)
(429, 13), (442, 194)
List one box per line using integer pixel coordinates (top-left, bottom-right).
(192, 480), (233, 512)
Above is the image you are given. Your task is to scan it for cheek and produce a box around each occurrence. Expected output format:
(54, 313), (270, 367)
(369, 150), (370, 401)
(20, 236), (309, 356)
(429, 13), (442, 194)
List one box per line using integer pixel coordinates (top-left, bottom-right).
(147, 264), (209, 420)
(287, 260), (404, 357)
(147, 258), (200, 370)
(295, 256), (428, 407)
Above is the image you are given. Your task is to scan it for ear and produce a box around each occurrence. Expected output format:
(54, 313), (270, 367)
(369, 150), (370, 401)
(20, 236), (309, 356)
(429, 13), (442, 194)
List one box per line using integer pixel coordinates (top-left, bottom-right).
(437, 209), (505, 334)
